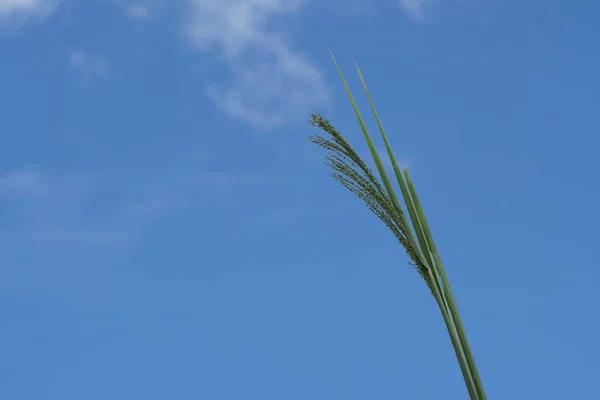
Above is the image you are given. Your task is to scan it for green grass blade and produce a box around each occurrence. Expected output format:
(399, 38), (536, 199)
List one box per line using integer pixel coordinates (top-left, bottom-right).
(431, 289), (480, 400)
(404, 170), (487, 399)
(309, 114), (480, 399)
(351, 60), (446, 303)
(323, 49), (486, 399)
(327, 48), (430, 271)
(351, 60), (482, 399)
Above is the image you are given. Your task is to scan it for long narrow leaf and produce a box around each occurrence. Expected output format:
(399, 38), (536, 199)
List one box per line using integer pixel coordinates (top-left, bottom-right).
(404, 170), (487, 399)
(327, 48), (429, 270)
(311, 49), (487, 400)
(309, 114), (480, 400)
(351, 59), (481, 399)
(352, 61), (447, 306)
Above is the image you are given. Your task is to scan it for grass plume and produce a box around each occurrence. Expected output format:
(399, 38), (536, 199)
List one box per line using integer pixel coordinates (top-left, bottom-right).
(308, 115), (431, 287)
(308, 50), (487, 399)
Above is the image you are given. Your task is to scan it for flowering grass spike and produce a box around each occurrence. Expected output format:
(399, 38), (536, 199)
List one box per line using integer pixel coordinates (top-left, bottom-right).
(308, 49), (487, 400)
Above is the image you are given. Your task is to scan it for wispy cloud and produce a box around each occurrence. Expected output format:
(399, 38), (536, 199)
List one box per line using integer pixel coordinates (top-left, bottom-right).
(2, 0), (330, 128)
(123, 4), (150, 19)
(192, 172), (267, 188)
(24, 192), (181, 249)
(1, 0), (332, 129)
(0, 0), (58, 27)
(185, 0), (330, 128)
(0, 168), (79, 199)
(0, 172), (183, 299)
(68, 50), (110, 83)
(399, 0), (439, 23)
(119, 0), (165, 19)
(0, 0), (56, 17)
(0, 168), (181, 250)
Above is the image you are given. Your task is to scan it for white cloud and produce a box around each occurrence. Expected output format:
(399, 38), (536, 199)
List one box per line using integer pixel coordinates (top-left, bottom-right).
(192, 172), (267, 189)
(26, 223), (130, 248)
(185, 0), (330, 128)
(68, 50), (109, 82)
(123, 193), (181, 224)
(117, 0), (165, 19)
(2, 0), (330, 128)
(0, 168), (79, 198)
(0, 168), (181, 250)
(0, 0), (58, 23)
(124, 4), (150, 19)
(25, 192), (181, 249)
(399, 0), (439, 22)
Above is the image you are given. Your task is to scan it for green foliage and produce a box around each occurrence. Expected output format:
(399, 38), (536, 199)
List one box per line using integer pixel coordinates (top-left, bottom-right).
(308, 115), (431, 287)
(309, 50), (487, 400)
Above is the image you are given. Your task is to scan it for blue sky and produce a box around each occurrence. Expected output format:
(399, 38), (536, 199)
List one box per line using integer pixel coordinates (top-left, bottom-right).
(1, 0), (599, 399)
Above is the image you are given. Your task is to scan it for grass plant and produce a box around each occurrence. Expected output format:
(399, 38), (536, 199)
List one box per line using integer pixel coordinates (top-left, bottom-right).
(308, 49), (487, 399)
